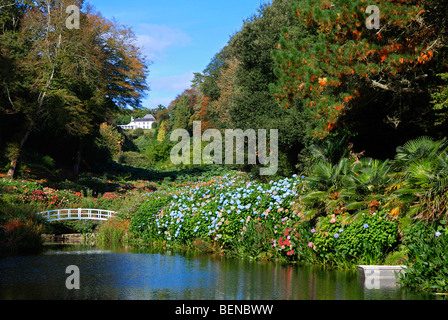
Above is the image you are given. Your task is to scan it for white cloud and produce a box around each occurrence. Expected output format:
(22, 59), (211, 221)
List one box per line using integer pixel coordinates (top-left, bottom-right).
(150, 71), (195, 93)
(146, 97), (174, 108)
(144, 71), (195, 108)
(136, 24), (191, 61)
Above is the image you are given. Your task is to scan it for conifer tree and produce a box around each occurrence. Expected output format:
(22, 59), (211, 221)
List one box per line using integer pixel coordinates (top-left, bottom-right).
(271, 0), (447, 144)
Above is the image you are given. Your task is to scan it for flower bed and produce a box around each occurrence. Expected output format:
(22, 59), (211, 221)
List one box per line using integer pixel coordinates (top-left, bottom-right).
(128, 172), (400, 265)
(130, 173), (304, 258)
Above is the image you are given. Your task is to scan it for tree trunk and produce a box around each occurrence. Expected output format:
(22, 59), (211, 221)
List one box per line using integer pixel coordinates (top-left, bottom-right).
(7, 158), (18, 179)
(73, 148), (82, 177)
(7, 124), (33, 179)
(118, 142), (123, 158)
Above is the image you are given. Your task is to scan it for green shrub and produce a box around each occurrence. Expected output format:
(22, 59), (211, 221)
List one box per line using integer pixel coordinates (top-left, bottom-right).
(337, 213), (399, 262)
(384, 246), (408, 265)
(133, 173), (304, 261)
(231, 219), (276, 259)
(96, 218), (130, 247)
(118, 151), (151, 168)
(129, 195), (172, 243)
(144, 141), (173, 166)
(400, 222), (448, 293)
(0, 217), (44, 253)
(311, 212), (399, 265)
(133, 128), (144, 137)
(134, 135), (151, 151)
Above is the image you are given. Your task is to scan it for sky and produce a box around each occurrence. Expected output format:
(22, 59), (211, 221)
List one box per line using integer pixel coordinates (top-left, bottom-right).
(89, 0), (268, 110)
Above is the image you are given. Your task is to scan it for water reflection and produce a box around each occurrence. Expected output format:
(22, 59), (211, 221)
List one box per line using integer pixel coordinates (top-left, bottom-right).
(0, 246), (435, 300)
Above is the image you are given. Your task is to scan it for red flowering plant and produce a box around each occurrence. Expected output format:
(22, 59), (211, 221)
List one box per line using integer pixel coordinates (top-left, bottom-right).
(102, 192), (118, 200)
(0, 179), (40, 196)
(93, 192), (126, 211)
(16, 186), (84, 209)
(271, 214), (316, 263)
(0, 218), (44, 252)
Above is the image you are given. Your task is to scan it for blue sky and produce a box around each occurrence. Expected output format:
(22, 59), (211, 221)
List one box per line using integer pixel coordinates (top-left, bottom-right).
(89, 0), (268, 109)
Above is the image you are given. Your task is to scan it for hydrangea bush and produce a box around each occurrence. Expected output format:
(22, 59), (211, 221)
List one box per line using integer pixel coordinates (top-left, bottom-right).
(129, 173), (402, 266)
(129, 173), (306, 259)
(311, 212), (399, 265)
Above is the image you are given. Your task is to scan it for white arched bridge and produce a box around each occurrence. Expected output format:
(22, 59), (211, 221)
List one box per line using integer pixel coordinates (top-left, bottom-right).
(38, 208), (117, 222)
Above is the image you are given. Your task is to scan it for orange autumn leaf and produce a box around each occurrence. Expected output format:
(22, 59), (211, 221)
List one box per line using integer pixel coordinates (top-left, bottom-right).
(318, 77), (328, 86)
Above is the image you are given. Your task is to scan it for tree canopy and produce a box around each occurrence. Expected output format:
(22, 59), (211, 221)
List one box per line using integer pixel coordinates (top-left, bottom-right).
(0, 0), (149, 177)
(173, 0), (448, 174)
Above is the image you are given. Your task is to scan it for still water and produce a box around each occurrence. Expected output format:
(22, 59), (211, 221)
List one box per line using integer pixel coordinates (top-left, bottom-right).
(0, 246), (435, 300)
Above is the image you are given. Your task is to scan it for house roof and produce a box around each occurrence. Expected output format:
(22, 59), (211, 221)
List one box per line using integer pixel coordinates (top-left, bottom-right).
(133, 114), (156, 122)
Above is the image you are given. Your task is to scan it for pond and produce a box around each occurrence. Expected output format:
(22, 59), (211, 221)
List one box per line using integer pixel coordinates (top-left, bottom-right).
(0, 245), (436, 300)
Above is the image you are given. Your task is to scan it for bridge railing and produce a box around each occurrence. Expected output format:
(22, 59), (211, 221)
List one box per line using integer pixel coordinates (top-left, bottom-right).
(37, 208), (116, 222)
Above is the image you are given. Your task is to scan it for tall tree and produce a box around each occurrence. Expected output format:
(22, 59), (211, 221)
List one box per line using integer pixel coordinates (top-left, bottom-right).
(271, 0), (447, 157)
(196, 0), (304, 172)
(1, 0), (148, 177)
(172, 94), (193, 131)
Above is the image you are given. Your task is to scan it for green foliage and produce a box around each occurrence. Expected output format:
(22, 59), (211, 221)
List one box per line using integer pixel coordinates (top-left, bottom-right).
(143, 140), (174, 167)
(194, 47), (232, 102)
(271, 0), (447, 159)
(172, 95), (193, 131)
(392, 137), (448, 220)
(400, 222), (448, 292)
(129, 195), (173, 243)
(156, 119), (169, 142)
(298, 155), (392, 220)
(133, 128), (145, 137)
(231, 219), (276, 259)
(339, 213), (398, 261)
(126, 172), (318, 263)
(384, 246), (408, 266)
(119, 151), (151, 168)
(432, 73), (448, 126)
(0, 0), (149, 178)
(193, 0), (304, 174)
(96, 218), (130, 247)
(0, 201), (45, 253)
(311, 212), (399, 265)
(66, 220), (99, 234)
(393, 136), (447, 174)
(98, 123), (125, 159)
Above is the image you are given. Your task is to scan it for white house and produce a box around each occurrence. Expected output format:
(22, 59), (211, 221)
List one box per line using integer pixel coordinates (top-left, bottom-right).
(119, 114), (156, 130)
